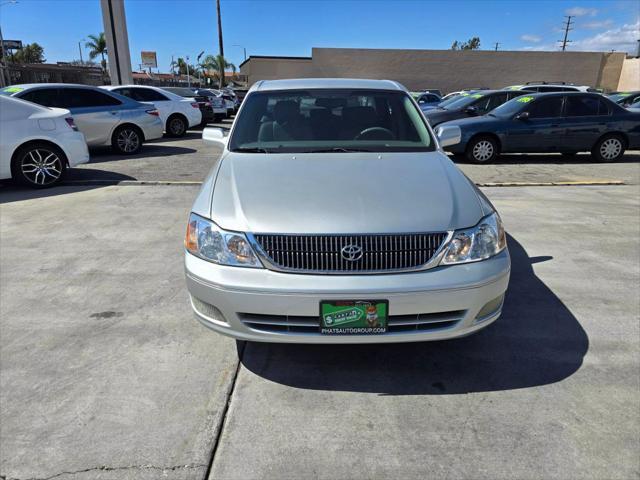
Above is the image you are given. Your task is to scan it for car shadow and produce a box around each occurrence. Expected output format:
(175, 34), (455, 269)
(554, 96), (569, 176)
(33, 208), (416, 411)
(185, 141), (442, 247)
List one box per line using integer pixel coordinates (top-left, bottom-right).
(239, 234), (589, 395)
(451, 151), (639, 164)
(87, 145), (197, 163)
(0, 176), (134, 203)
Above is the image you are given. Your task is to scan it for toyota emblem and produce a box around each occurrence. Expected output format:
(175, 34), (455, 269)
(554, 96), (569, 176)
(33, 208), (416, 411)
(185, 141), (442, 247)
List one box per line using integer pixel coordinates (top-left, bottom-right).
(341, 244), (363, 262)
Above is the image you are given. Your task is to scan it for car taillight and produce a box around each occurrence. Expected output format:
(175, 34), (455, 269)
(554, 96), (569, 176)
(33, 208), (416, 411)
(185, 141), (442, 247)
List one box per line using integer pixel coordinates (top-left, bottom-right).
(191, 102), (200, 109)
(64, 117), (78, 131)
(146, 109), (160, 116)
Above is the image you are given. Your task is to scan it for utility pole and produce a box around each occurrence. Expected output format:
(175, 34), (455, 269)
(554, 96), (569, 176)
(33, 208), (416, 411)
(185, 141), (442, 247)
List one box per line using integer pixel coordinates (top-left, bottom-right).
(558, 15), (573, 51)
(494, 42), (500, 51)
(186, 54), (190, 88)
(78, 41), (83, 63)
(216, 0), (224, 88)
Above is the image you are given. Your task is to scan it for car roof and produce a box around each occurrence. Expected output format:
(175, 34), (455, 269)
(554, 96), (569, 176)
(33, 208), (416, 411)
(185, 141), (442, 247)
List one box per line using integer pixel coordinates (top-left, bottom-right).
(6, 83), (102, 90)
(250, 78), (406, 93)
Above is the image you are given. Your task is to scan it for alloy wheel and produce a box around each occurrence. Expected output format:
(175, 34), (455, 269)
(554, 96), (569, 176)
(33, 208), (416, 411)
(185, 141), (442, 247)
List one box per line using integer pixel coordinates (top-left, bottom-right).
(117, 129), (140, 153)
(21, 148), (63, 186)
(472, 140), (494, 162)
(599, 138), (622, 160)
(169, 118), (185, 136)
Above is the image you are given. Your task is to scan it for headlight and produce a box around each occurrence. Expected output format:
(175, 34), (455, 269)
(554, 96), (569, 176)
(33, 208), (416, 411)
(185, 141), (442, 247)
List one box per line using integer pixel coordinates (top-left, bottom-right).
(441, 212), (506, 265)
(185, 213), (262, 268)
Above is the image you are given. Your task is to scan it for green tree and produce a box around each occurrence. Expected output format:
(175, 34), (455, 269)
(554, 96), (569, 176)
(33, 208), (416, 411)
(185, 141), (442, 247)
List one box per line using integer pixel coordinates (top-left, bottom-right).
(169, 57), (195, 76)
(85, 33), (108, 73)
(11, 43), (45, 63)
(451, 37), (481, 50)
(201, 54), (235, 87)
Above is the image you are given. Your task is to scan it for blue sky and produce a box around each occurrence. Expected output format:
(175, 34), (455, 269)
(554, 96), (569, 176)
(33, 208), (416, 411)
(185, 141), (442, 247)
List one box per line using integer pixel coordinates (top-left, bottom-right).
(1, 0), (638, 72)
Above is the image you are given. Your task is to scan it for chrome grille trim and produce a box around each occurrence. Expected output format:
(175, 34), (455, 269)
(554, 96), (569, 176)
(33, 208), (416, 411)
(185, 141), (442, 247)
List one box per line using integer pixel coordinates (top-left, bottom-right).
(248, 232), (452, 274)
(238, 311), (465, 334)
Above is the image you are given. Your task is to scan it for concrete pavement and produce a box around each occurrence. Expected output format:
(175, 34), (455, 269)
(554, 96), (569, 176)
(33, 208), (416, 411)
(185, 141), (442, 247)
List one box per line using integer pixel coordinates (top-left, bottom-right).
(1, 145), (639, 479)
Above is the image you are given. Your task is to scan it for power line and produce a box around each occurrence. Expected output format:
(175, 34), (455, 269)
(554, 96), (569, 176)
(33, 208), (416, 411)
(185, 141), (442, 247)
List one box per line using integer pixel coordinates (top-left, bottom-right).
(558, 15), (573, 51)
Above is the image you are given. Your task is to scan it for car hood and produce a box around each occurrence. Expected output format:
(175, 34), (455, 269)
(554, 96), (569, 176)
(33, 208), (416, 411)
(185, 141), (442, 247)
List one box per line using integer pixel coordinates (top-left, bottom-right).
(205, 152), (487, 234)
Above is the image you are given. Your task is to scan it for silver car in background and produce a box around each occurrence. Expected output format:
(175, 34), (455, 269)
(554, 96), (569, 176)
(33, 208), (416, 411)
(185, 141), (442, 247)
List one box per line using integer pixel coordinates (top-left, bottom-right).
(1, 84), (163, 155)
(185, 78), (510, 344)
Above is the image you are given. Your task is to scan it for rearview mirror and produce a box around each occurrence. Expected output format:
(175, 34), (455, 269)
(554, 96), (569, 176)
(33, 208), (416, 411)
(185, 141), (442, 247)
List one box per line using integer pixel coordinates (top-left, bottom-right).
(436, 125), (462, 148)
(202, 127), (227, 147)
(515, 111), (530, 121)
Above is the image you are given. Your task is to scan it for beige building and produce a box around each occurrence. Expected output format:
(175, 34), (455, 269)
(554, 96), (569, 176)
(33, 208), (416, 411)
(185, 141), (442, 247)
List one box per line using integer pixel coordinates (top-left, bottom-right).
(240, 48), (633, 93)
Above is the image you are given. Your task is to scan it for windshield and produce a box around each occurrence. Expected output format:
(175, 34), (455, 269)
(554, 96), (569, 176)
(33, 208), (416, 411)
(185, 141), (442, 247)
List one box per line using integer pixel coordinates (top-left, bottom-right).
(490, 95), (532, 117)
(608, 92), (635, 104)
(163, 87), (196, 97)
(228, 89), (435, 153)
(440, 93), (485, 110)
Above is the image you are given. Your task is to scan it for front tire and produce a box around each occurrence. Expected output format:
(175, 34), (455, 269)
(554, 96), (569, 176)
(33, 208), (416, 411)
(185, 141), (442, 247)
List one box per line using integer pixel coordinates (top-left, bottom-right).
(11, 142), (67, 188)
(466, 136), (499, 163)
(167, 115), (188, 137)
(111, 125), (143, 155)
(592, 134), (625, 162)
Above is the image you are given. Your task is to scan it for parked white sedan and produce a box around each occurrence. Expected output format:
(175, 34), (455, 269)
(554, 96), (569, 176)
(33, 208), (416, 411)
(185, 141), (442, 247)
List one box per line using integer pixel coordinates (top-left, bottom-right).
(0, 95), (89, 188)
(101, 85), (202, 137)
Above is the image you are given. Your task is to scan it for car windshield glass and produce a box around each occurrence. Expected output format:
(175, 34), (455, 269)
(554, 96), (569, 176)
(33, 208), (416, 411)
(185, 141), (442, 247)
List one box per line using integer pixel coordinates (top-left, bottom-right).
(441, 93), (485, 110)
(608, 93), (634, 103)
(228, 89), (435, 153)
(163, 87), (196, 97)
(490, 95), (532, 117)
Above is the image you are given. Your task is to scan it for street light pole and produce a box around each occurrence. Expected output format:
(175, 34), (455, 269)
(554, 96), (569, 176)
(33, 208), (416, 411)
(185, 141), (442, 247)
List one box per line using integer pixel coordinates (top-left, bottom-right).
(186, 54), (190, 88)
(232, 44), (246, 61)
(78, 41), (83, 63)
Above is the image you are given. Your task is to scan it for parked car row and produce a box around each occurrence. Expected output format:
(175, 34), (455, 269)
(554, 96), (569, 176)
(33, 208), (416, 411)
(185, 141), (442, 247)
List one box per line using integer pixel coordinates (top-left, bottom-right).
(0, 81), (244, 188)
(408, 82), (640, 163)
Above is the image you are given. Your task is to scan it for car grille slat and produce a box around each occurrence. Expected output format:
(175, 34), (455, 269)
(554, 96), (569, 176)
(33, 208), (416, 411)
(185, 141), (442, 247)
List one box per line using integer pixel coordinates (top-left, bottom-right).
(238, 311), (465, 334)
(253, 232), (448, 274)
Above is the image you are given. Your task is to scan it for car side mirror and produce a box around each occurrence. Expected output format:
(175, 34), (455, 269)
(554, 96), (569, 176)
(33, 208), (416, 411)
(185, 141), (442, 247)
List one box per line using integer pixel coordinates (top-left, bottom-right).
(465, 106), (478, 115)
(436, 125), (462, 148)
(515, 111), (530, 121)
(202, 127), (227, 147)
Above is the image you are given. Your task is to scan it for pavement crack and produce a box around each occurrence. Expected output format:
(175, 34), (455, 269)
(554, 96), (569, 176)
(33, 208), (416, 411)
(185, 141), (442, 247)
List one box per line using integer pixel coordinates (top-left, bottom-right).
(204, 341), (246, 479)
(1, 463), (207, 480)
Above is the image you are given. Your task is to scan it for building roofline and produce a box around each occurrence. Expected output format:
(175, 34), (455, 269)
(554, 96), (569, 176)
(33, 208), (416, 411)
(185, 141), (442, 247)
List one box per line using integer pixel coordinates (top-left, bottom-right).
(239, 55), (312, 69)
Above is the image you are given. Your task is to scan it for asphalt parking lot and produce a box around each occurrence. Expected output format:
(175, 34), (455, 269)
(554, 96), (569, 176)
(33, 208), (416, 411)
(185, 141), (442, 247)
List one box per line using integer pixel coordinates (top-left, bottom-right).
(1, 128), (639, 480)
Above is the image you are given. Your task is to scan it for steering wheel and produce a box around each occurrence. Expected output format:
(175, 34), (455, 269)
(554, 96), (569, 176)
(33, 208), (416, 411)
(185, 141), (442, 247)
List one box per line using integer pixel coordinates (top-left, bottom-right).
(355, 127), (395, 141)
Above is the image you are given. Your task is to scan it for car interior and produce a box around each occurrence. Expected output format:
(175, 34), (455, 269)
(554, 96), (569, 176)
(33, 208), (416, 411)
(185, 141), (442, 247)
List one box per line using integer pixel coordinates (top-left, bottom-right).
(237, 92), (426, 145)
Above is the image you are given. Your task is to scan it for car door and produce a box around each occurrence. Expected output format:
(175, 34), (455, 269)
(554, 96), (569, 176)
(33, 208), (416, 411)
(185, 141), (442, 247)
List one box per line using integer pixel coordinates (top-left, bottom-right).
(562, 95), (612, 150)
(503, 96), (564, 152)
(58, 88), (123, 145)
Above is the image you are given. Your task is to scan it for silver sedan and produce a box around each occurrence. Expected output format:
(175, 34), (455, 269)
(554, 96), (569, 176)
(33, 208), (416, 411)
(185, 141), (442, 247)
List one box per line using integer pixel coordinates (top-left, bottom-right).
(1, 83), (163, 155)
(185, 78), (510, 344)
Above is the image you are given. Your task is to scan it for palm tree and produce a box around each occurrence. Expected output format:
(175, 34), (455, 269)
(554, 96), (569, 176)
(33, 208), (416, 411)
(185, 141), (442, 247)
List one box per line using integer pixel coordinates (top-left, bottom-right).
(85, 33), (108, 74)
(170, 57), (193, 76)
(201, 54), (236, 88)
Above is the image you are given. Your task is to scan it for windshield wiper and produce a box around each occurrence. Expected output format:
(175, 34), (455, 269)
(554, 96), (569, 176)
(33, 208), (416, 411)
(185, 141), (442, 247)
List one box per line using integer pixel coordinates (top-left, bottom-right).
(307, 147), (372, 153)
(232, 147), (271, 153)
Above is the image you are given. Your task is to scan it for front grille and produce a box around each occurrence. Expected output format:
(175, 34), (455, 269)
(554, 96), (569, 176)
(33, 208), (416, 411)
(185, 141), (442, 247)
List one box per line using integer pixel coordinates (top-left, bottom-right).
(238, 310), (465, 334)
(253, 233), (448, 273)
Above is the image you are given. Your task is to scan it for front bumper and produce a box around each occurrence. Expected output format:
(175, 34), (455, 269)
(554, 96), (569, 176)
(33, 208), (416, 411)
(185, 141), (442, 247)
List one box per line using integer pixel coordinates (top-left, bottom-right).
(184, 249), (511, 344)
